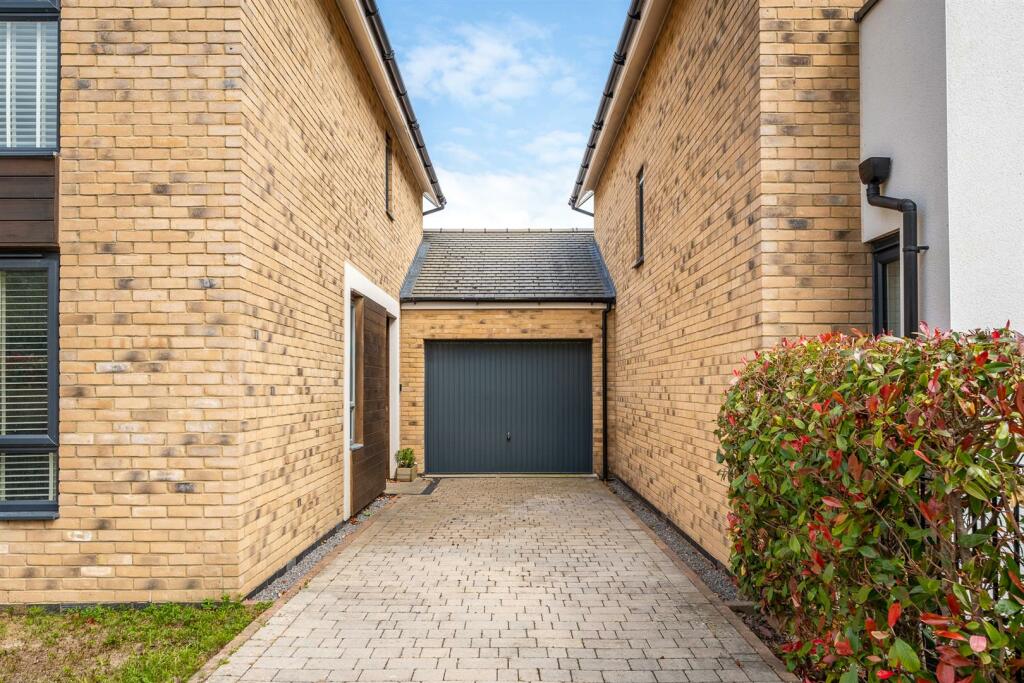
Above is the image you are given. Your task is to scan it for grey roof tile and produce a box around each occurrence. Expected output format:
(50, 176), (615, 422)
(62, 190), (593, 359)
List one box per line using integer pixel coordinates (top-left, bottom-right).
(400, 230), (616, 303)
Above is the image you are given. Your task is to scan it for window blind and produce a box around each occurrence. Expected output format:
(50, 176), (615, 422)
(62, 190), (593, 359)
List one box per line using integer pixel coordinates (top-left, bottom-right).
(0, 265), (54, 507)
(0, 451), (55, 502)
(0, 20), (58, 150)
(1, 269), (49, 434)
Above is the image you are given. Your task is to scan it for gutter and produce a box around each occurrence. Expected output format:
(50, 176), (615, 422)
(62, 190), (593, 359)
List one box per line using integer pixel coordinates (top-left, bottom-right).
(358, 0), (446, 212)
(853, 0), (883, 23)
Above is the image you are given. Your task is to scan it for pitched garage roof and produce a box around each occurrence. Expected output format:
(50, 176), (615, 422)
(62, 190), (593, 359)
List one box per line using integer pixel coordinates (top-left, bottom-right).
(400, 230), (616, 303)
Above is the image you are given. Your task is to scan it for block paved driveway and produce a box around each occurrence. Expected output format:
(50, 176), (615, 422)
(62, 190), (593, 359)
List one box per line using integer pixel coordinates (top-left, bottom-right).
(209, 478), (786, 683)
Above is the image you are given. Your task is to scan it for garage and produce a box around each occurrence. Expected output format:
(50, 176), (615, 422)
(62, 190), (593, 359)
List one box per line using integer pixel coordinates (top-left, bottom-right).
(399, 229), (616, 477)
(425, 340), (593, 473)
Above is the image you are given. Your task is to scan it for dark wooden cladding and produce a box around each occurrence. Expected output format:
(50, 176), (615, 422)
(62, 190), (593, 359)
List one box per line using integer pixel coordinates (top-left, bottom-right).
(0, 156), (58, 248)
(350, 297), (390, 515)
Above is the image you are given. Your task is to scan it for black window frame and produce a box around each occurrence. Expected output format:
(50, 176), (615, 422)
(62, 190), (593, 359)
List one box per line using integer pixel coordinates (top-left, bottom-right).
(0, 0), (61, 157)
(0, 251), (59, 519)
(634, 166), (645, 268)
(871, 233), (900, 336)
(384, 133), (394, 220)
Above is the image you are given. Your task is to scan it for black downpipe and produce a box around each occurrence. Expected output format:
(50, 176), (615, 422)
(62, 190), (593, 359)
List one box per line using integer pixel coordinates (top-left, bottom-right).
(858, 157), (928, 336)
(601, 304), (610, 481)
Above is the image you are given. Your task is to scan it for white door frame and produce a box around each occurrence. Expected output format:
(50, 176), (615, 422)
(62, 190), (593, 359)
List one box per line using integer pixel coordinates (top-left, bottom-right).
(342, 262), (401, 519)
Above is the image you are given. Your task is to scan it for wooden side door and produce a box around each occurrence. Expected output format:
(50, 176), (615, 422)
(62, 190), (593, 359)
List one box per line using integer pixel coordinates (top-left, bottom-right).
(350, 297), (389, 514)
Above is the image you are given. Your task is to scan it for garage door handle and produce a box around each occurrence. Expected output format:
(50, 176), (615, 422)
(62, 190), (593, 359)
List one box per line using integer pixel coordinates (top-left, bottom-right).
(506, 432), (511, 441)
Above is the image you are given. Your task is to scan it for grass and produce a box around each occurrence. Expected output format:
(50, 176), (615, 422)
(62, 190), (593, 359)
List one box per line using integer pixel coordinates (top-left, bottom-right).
(0, 598), (270, 683)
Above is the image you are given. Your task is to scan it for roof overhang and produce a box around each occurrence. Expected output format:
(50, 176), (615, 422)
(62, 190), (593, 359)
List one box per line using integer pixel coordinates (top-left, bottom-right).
(336, 0), (444, 208)
(570, 0), (671, 209)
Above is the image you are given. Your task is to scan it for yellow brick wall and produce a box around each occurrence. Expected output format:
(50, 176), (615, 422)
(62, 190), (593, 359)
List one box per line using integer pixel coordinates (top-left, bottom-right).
(0, 0), (246, 604)
(236, 0), (423, 596)
(758, 0), (871, 339)
(594, 0), (869, 563)
(0, 0), (423, 603)
(400, 307), (605, 475)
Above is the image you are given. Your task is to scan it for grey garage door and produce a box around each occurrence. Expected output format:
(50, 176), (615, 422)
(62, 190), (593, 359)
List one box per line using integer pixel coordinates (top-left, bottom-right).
(425, 341), (592, 474)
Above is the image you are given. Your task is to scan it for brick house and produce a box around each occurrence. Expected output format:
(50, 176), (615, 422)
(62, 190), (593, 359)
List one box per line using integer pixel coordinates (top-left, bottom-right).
(3, 0), (1021, 605)
(569, 0), (1024, 563)
(0, 0), (442, 603)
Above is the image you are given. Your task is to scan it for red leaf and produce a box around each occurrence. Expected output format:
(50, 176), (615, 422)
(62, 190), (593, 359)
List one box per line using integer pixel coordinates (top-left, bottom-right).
(1015, 382), (1024, 417)
(913, 449), (933, 465)
(969, 635), (987, 653)
(865, 617), (877, 632)
(946, 593), (962, 616)
(822, 496), (843, 509)
(848, 455), (863, 481)
(878, 671), (895, 680)
(935, 630), (967, 642)
(888, 602), (902, 628)
(974, 350), (989, 367)
(937, 663), (955, 683)
(828, 449), (842, 471)
(920, 612), (951, 626)
(928, 369), (942, 394)
(866, 394), (879, 415)
(834, 639), (853, 656)
(1010, 571), (1024, 593)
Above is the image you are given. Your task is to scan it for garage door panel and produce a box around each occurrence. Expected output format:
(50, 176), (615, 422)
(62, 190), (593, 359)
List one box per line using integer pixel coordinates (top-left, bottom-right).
(425, 341), (592, 474)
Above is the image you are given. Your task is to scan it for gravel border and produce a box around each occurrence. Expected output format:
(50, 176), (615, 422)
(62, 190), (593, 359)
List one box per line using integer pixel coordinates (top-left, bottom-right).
(607, 479), (786, 650)
(249, 495), (391, 602)
(609, 479), (739, 600)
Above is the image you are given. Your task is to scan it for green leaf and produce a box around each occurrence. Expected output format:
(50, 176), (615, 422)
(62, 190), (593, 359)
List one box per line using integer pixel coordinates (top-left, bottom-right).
(901, 465), (924, 487)
(888, 638), (920, 673)
(788, 536), (801, 554)
(963, 481), (989, 500)
(996, 598), (1021, 616)
(960, 533), (991, 548)
(996, 421), (1010, 442)
(858, 546), (879, 559)
(839, 667), (859, 683)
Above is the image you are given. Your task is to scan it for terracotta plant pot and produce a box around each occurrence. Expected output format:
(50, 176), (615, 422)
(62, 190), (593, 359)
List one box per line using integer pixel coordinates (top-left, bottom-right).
(396, 466), (416, 482)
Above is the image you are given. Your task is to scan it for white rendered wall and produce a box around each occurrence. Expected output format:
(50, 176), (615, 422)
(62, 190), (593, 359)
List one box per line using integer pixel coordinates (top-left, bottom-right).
(859, 0), (950, 329)
(944, 1), (1024, 330)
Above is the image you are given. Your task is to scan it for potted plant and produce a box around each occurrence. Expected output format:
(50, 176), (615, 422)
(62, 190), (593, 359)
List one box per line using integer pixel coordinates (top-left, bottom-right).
(395, 448), (417, 482)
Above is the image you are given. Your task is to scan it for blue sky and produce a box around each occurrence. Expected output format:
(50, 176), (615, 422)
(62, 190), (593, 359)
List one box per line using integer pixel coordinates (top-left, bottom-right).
(379, 0), (629, 229)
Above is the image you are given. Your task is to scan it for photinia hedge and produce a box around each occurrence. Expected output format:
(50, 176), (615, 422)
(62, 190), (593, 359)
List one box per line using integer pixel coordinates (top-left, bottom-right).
(716, 327), (1024, 682)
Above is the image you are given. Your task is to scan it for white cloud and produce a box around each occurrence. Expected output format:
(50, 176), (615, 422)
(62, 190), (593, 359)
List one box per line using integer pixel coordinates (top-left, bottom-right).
(405, 20), (576, 109)
(427, 162), (591, 231)
(436, 141), (483, 165)
(523, 130), (587, 167)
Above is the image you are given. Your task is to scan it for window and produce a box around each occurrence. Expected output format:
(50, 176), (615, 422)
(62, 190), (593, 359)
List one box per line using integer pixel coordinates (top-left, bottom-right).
(0, 1), (59, 153)
(349, 295), (363, 448)
(0, 253), (58, 518)
(634, 166), (645, 267)
(872, 234), (901, 336)
(384, 133), (393, 219)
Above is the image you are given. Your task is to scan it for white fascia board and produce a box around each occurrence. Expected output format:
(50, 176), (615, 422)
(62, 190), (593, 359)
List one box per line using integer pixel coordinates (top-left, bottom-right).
(576, 0), (671, 205)
(335, 0), (439, 206)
